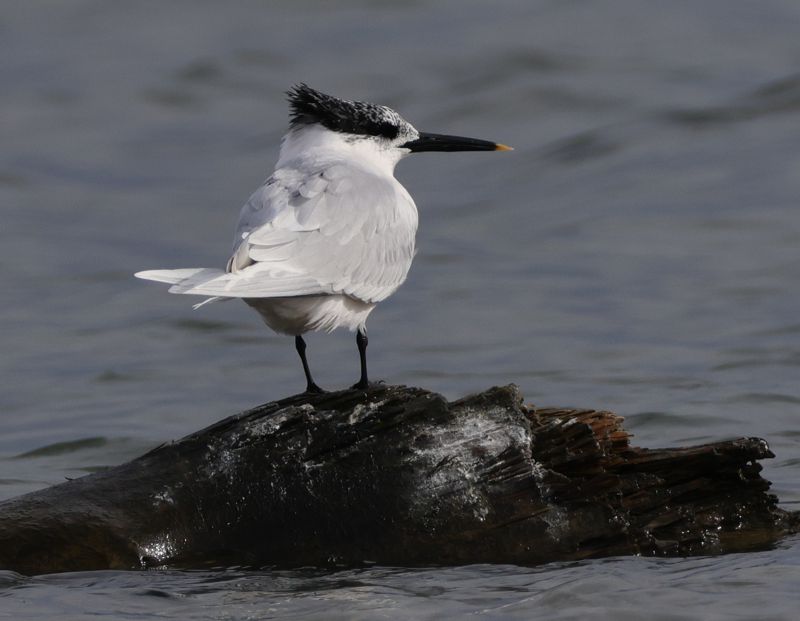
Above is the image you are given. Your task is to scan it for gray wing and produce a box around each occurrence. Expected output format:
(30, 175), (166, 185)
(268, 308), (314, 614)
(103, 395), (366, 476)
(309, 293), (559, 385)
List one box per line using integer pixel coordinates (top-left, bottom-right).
(220, 163), (418, 303)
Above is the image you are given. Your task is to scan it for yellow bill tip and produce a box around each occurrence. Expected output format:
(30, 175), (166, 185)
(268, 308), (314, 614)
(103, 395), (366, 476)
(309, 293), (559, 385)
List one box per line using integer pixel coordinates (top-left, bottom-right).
(494, 143), (514, 151)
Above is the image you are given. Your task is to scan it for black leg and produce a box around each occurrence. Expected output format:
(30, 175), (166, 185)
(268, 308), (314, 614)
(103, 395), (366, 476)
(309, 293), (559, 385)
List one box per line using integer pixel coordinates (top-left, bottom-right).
(352, 328), (369, 390)
(295, 335), (324, 393)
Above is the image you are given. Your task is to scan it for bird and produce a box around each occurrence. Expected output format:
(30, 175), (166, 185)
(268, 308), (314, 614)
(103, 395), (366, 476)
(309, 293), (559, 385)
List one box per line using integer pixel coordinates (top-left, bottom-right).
(135, 84), (511, 393)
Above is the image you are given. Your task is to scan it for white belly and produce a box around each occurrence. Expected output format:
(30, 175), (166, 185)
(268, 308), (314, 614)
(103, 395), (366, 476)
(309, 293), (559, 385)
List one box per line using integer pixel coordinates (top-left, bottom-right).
(244, 295), (376, 336)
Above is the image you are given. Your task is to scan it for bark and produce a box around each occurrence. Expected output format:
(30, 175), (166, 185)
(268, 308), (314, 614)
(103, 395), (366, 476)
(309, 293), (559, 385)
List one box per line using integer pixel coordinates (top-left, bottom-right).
(0, 384), (796, 574)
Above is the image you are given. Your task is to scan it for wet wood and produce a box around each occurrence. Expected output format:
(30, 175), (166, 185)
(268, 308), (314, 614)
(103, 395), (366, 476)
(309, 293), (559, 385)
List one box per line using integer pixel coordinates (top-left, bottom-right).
(0, 384), (796, 574)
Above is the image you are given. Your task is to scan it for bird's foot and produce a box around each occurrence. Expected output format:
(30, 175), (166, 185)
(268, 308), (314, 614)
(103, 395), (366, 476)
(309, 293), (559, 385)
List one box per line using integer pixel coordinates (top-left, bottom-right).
(350, 379), (383, 391)
(305, 382), (326, 394)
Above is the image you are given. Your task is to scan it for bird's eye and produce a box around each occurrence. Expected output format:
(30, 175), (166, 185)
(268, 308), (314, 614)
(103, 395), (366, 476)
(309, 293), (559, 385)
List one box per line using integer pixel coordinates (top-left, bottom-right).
(376, 123), (399, 140)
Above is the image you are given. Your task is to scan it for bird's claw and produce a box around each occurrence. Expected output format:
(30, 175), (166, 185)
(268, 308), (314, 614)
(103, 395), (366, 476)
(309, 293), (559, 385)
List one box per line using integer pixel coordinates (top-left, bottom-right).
(305, 383), (326, 394)
(351, 379), (382, 391)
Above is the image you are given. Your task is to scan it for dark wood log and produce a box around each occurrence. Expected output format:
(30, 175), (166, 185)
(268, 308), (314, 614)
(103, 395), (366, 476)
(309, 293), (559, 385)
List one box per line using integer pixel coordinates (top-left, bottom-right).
(0, 384), (796, 574)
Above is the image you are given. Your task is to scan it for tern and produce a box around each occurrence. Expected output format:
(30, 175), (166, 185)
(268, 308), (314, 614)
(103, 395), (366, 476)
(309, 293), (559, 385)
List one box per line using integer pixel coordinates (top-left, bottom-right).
(136, 84), (511, 393)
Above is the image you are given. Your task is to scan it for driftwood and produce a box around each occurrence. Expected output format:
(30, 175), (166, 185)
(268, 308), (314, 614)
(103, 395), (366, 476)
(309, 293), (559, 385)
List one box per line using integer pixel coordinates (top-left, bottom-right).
(0, 384), (796, 574)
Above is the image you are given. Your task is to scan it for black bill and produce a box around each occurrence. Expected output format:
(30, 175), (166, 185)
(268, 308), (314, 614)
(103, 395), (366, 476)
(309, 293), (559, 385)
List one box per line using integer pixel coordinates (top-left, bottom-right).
(401, 132), (512, 153)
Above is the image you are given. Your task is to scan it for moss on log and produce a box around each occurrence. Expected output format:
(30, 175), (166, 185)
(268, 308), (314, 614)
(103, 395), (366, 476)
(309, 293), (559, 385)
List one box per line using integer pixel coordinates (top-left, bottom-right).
(0, 384), (796, 574)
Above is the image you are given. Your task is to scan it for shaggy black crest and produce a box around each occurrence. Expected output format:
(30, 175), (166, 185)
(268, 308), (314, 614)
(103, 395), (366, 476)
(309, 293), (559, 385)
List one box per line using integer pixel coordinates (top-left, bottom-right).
(287, 84), (402, 140)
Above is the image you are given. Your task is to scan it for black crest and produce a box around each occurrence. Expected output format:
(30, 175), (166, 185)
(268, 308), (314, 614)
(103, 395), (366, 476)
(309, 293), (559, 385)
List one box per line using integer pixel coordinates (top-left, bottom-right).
(287, 84), (402, 140)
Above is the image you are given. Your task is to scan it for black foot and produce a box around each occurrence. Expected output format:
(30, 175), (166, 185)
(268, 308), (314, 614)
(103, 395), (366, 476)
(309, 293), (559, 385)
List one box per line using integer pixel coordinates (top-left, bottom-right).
(305, 383), (326, 394)
(350, 379), (374, 390)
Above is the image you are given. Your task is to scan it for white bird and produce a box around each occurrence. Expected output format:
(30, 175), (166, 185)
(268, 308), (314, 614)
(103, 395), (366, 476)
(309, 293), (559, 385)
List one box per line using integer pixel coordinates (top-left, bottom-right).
(136, 84), (511, 393)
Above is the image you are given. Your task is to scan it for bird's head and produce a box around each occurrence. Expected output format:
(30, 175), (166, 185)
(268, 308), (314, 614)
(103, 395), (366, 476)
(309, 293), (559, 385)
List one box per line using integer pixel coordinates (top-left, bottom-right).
(283, 84), (510, 171)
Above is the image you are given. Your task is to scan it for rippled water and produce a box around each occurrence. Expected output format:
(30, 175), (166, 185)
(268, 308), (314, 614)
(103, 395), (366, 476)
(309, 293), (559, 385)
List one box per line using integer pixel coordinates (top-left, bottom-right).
(3, 552), (800, 620)
(2, 0), (800, 618)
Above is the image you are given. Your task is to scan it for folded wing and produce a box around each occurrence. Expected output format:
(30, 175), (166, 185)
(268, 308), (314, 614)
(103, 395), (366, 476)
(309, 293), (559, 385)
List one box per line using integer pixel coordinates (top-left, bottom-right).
(136, 162), (418, 304)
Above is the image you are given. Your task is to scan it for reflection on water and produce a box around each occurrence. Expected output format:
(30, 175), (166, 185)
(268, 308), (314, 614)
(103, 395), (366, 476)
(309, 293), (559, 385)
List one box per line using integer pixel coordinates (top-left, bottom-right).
(2, 0), (800, 618)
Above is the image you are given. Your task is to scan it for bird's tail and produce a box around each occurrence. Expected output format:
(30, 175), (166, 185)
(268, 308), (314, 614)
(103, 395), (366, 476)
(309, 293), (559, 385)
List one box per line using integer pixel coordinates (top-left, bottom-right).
(135, 266), (324, 299)
(134, 268), (230, 309)
(135, 268), (218, 286)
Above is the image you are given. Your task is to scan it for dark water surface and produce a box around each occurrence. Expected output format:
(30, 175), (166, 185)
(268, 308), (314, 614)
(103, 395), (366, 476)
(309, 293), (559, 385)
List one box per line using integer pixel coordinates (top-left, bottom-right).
(2, 1), (799, 618)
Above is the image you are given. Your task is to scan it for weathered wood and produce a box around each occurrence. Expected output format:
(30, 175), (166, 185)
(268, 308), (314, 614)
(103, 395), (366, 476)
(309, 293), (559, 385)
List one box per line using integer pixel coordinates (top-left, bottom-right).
(0, 384), (796, 574)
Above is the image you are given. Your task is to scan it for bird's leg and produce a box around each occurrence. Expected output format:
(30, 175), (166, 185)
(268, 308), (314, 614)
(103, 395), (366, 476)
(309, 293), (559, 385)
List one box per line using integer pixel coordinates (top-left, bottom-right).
(352, 328), (369, 390)
(295, 335), (324, 394)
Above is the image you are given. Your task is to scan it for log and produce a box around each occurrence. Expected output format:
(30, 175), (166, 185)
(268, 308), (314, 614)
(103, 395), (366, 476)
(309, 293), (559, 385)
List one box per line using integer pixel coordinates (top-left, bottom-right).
(0, 384), (796, 574)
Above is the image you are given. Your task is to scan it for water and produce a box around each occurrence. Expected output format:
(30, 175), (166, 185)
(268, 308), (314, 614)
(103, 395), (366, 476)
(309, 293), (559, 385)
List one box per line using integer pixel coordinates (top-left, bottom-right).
(3, 553), (800, 620)
(2, 0), (799, 618)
